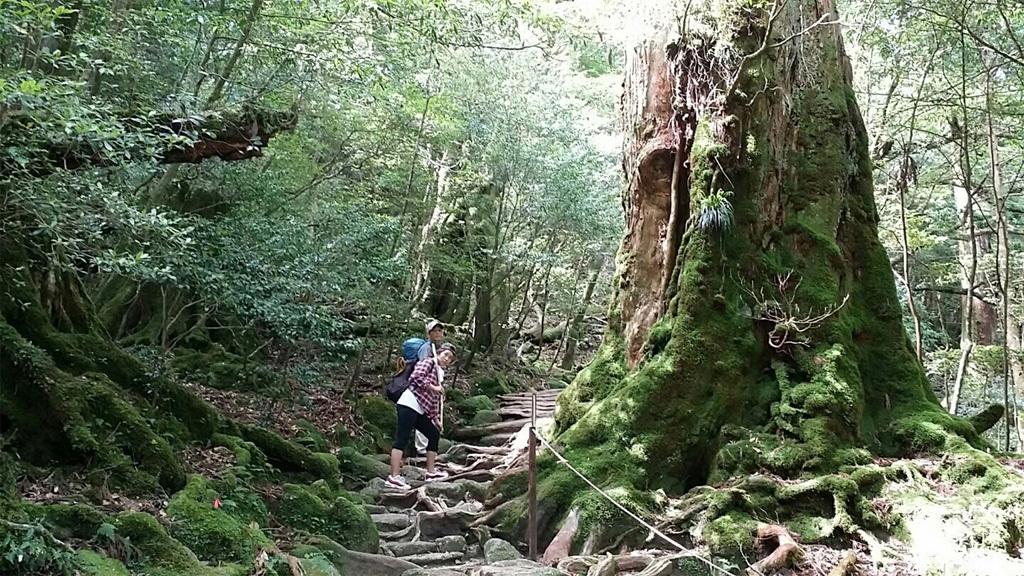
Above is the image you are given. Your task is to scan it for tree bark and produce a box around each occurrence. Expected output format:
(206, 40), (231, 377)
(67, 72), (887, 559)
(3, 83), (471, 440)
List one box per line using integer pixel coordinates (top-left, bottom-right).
(618, 29), (679, 367)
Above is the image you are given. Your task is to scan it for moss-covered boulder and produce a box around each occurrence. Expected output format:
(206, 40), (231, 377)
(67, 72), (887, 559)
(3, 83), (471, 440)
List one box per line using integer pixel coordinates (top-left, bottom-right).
(24, 502), (108, 540)
(166, 475), (269, 564)
(471, 409), (502, 426)
(338, 446), (390, 482)
(239, 424), (338, 481)
(355, 395), (397, 453)
(77, 550), (130, 576)
(458, 395), (497, 418)
(211, 433), (266, 467)
(295, 420), (330, 453)
(113, 511), (203, 573)
(472, 374), (512, 398)
(275, 483), (378, 553)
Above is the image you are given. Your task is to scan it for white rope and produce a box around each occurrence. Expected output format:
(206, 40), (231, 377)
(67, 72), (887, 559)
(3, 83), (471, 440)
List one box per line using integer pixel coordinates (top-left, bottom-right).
(532, 429), (739, 576)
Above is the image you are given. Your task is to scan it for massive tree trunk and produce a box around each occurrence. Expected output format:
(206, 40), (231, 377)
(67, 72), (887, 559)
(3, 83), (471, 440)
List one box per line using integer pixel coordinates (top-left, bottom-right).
(548, 0), (989, 556)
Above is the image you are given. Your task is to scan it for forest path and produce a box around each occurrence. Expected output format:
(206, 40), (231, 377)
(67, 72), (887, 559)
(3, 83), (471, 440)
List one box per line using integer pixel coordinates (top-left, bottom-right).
(360, 388), (563, 576)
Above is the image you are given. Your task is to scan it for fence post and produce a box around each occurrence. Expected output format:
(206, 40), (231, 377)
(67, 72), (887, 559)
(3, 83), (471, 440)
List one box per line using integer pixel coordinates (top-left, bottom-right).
(528, 392), (538, 561)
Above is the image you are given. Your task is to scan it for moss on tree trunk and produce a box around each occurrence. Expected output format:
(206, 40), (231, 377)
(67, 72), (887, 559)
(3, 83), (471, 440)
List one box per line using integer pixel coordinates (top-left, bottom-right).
(546, 0), (999, 558)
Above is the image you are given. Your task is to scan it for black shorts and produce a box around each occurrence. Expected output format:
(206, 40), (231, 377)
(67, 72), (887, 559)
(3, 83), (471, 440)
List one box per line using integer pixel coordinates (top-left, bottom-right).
(393, 404), (440, 452)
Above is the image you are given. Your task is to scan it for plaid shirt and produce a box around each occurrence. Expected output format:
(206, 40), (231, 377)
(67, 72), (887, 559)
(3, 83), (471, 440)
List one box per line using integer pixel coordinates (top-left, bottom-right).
(409, 359), (442, 425)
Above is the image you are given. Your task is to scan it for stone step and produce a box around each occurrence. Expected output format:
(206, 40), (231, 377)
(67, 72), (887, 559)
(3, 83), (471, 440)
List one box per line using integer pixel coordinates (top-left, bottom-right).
(499, 389), (560, 400)
(480, 432), (515, 446)
(364, 504), (388, 515)
(402, 551), (465, 566)
(451, 419), (530, 440)
(385, 541), (438, 557)
(372, 512), (413, 532)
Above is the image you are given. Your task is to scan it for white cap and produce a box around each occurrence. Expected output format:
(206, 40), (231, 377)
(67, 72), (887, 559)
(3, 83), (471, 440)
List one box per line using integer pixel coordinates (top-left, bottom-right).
(426, 319), (443, 334)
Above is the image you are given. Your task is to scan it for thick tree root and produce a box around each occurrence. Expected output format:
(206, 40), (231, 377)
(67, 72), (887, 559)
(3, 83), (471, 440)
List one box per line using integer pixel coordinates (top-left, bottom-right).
(746, 523), (800, 576)
(827, 550), (858, 576)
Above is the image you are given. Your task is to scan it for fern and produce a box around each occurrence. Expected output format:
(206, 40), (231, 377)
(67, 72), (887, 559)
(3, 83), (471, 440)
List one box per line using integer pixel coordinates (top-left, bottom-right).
(697, 190), (734, 232)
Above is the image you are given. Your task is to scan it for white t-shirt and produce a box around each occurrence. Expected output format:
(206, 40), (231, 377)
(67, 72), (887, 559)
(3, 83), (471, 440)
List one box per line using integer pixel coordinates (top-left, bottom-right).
(397, 362), (444, 415)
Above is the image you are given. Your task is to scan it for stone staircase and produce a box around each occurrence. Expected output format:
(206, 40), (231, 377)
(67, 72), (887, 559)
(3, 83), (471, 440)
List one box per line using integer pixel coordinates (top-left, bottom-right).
(356, 388), (563, 576)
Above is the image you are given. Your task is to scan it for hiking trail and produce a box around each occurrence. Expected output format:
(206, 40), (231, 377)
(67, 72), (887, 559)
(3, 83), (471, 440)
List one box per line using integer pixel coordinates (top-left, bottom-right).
(355, 387), (562, 576)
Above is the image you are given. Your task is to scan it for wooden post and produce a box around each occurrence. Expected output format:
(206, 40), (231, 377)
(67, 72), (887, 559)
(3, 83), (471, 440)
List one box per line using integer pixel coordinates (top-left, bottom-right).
(528, 392), (538, 560)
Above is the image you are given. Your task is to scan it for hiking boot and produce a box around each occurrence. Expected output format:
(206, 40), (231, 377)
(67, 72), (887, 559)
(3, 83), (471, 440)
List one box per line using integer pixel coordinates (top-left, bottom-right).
(385, 475), (411, 490)
(424, 470), (448, 483)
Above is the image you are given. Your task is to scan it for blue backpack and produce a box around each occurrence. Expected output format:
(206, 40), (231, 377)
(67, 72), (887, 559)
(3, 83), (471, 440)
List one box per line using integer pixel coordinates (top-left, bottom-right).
(386, 338), (428, 402)
(402, 337), (426, 362)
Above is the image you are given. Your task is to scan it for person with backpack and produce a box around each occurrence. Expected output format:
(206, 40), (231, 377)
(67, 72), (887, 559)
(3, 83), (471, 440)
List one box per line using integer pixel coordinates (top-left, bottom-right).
(386, 346), (455, 489)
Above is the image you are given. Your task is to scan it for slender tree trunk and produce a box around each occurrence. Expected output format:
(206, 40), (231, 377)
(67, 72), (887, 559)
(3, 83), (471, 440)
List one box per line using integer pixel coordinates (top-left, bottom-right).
(562, 255), (604, 370)
(206, 0), (265, 105)
(985, 66), (1013, 448)
(895, 50), (935, 362)
(948, 28), (979, 415)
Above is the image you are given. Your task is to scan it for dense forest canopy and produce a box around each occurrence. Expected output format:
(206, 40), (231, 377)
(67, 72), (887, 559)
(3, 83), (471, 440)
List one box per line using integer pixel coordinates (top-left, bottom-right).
(1, 0), (1024, 575)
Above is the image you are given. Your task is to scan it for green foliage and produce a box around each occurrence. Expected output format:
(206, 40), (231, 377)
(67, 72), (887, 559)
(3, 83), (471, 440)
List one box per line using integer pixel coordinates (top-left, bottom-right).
(165, 476), (269, 564)
(0, 522), (78, 576)
(274, 484), (379, 553)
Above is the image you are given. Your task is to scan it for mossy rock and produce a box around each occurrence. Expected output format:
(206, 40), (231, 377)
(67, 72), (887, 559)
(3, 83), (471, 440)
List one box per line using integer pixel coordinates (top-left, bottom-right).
(297, 555), (342, 576)
(355, 395), (397, 453)
(471, 409), (502, 426)
(472, 374), (512, 398)
(275, 483), (379, 553)
(457, 395), (496, 418)
(338, 446), (390, 482)
(24, 502), (108, 540)
(77, 550), (130, 576)
(166, 475), (270, 564)
(211, 433), (266, 467)
(295, 420), (330, 453)
(113, 511), (202, 573)
(702, 512), (758, 560)
(239, 424), (337, 481)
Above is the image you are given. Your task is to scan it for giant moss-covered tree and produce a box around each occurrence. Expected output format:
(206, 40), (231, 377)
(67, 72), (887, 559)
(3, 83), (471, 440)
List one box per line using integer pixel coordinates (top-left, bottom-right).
(538, 0), (1024, 567)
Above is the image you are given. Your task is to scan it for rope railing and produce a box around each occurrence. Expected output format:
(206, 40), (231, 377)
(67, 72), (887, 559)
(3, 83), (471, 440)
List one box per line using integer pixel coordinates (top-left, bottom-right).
(528, 398), (739, 576)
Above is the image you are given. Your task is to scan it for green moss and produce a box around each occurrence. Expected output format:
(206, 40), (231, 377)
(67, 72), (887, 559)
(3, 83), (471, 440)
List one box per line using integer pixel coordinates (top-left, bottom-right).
(457, 395), (496, 417)
(487, 468), (529, 503)
(113, 511), (202, 573)
(239, 424), (336, 480)
(295, 420), (330, 453)
(24, 502), (108, 540)
(77, 550), (130, 576)
(166, 475), (269, 564)
(275, 483), (378, 552)
(969, 404), (1005, 435)
(471, 409), (501, 426)
(472, 373), (513, 398)
(702, 511), (758, 559)
(355, 395), (397, 452)
(211, 433), (265, 467)
(0, 452), (19, 517)
(338, 446), (389, 482)
(170, 346), (277, 392)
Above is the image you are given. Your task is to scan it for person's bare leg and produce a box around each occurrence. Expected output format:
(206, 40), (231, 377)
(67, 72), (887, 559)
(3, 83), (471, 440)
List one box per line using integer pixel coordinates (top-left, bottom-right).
(390, 448), (403, 477)
(426, 451), (436, 474)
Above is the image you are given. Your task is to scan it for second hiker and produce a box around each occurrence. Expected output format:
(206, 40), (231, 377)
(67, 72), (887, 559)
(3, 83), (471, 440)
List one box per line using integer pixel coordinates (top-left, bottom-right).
(386, 345), (455, 489)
